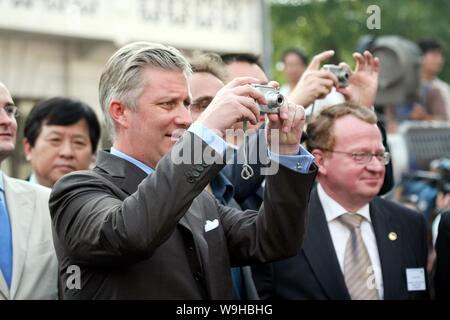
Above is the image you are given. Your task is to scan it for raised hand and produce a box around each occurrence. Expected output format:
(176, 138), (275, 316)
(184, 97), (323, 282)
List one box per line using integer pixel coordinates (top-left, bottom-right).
(266, 102), (306, 155)
(337, 50), (380, 108)
(289, 50), (337, 108)
(195, 77), (265, 137)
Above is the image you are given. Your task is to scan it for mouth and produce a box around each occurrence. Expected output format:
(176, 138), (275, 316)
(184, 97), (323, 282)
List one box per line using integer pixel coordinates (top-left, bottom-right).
(0, 133), (13, 138)
(167, 129), (186, 142)
(55, 165), (76, 172)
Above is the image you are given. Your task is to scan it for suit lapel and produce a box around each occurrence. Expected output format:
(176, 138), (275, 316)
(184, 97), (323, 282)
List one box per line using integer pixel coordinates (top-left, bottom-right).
(370, 199), (403, 300)
(303, 189), (350, 299)
(3, 175), (35, 300)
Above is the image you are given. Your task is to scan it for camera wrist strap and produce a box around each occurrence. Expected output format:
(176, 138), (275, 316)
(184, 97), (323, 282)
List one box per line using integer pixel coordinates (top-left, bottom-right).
(241, 120), (254, 180)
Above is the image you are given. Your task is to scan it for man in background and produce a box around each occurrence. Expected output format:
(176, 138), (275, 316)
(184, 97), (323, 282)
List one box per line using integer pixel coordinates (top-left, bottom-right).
(0, 82), (57, 300)
(279, 48), (308, 96)
(22, 97), (100, 187)
(253, 103), (429, 300)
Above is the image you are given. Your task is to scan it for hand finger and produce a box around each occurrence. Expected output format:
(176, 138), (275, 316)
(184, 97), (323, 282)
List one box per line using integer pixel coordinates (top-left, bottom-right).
(233, 84), (267, 105)
(336, 87), (351, 100)
(267, 81), (280, 89)
(373, 56), (381, 73)
(364, 50), (374, 68)
(318, 78), (335, 92)
(352, 52), (364, 71)
(236, 95), (261, 124)
(308, 50), (335, 71)
(316, 85), (332, 99)
(226, 76), (261, 88)
(291, 104), (306, 130)
(281, 102), (301, 133)
(236, 97), (259, 125)
(317, 69), (339, 87)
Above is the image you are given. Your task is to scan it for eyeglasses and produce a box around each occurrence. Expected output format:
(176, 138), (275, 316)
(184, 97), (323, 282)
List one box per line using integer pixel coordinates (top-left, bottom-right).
(1, 104), (19, 118)
(189, 97), (213, 114)
(323, 149), (391, 165)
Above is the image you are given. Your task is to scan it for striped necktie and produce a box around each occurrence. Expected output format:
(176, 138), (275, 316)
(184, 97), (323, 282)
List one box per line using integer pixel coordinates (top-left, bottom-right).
(0, 194), (13, 288)
(338, 213), (378, 300)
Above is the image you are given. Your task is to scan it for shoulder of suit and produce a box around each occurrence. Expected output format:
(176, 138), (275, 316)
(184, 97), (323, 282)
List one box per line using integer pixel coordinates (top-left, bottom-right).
(372, 196), (424, 221)
(3, 175), (51, 196)
(440, 210), (450, 225)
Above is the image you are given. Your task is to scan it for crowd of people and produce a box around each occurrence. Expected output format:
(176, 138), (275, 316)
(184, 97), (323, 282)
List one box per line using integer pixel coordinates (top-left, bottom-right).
(0, 38), (449, 300)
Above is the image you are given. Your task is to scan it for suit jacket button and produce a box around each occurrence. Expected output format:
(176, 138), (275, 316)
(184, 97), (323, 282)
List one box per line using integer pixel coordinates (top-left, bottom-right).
(194, 165), (205, 172)
(192, 171), (201, 178)
(187, 177), (195, 183)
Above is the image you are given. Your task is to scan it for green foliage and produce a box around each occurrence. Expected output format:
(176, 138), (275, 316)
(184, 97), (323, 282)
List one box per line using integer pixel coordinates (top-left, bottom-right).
(271, 0), (450, 83)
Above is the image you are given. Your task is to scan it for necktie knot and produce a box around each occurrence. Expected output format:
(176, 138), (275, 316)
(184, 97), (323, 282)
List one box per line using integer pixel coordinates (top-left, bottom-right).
(339, 213), (364, 230)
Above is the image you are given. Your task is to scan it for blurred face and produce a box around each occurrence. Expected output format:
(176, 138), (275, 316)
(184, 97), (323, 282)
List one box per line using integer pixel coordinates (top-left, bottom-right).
(283, 53), (306, 85)
(0, 83), (17, 162)
(423, 49), (444, 77)
(226, 61), (268, 130)
(23, 119), (93, 187)
(188, 72), (224, 121)
(316, 115), (385, 210)
(115, 68), (192, 168)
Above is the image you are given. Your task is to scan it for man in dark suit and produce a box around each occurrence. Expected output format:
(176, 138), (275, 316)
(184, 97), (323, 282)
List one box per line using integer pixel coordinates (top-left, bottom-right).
(435, 210), (450, 299)
(252, 103), (429, 300)
(49, 42), (317, 299)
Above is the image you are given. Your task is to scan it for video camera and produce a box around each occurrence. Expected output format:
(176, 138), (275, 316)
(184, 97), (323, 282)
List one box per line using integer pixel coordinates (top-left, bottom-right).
(404, 158), (450, 195)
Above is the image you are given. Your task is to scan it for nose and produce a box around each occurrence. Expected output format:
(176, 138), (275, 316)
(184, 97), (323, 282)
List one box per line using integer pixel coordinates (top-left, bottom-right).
(59, 140), (75, 158)
(366, 155), (385, 172)
(175, 104), (193, 128)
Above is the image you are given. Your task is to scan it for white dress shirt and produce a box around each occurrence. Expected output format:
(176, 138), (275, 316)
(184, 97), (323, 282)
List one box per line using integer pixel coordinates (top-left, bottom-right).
(317, 183), (384, 299)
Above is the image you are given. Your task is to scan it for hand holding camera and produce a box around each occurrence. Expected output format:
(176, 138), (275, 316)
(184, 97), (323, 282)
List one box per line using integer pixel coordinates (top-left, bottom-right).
(289, 50), (339, 107)
(336, 51), (380, 108)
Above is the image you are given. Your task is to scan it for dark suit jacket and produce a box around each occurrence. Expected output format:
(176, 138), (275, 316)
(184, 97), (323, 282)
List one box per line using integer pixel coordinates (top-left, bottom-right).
(50, 132), (316, 299)
(435, 211), (450, 299)
(252, 187), (429, 300)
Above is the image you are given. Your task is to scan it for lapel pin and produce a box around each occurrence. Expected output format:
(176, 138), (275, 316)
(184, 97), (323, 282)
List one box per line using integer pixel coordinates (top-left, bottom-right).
(388, 232), (397, 241)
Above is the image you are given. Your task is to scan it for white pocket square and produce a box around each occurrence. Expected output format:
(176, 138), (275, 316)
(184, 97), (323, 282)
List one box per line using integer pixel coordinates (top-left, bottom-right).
(204, 219), (219, 232)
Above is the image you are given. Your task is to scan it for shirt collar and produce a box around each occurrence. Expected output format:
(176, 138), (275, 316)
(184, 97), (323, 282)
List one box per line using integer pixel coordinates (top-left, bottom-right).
(29, 173), (40, 185)
(110, 147), (155, 175)
(317, 183), (371, 223)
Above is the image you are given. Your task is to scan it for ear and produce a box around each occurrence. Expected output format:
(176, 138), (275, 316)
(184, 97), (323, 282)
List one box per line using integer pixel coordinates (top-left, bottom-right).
(311, 149), (328, 175)
(22, 138), (33, 161)
(109, 100), (130, 129)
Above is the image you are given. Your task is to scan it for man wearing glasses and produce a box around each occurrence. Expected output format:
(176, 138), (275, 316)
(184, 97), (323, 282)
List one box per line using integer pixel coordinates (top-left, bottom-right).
(0, 82), (58, 300)
(253, 103), (429, 300)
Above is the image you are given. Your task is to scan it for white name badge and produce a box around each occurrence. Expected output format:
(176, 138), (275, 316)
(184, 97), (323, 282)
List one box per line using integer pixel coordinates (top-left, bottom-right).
(406, 268), (426, 291)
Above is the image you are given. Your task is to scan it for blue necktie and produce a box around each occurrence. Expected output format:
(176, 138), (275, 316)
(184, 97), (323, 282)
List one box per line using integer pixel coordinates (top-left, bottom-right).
(0, 195), (13, 288)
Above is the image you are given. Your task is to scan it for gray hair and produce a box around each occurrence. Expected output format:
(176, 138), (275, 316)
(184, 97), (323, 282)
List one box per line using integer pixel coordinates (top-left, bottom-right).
(99, 42), (192, 140)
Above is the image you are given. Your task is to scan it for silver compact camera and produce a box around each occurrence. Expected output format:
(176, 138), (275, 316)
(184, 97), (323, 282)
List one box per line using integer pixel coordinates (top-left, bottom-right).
(251, 84), (285, 114)
(323, 64), (350, 88)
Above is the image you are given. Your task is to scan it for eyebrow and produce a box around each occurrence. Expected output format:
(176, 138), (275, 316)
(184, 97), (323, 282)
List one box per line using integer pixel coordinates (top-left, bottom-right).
(191, 96), (214, 104)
